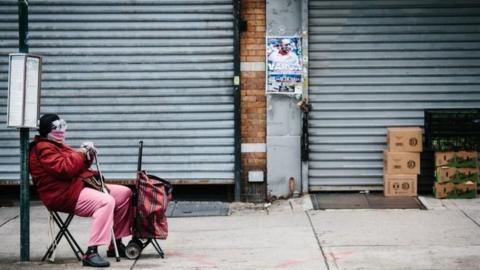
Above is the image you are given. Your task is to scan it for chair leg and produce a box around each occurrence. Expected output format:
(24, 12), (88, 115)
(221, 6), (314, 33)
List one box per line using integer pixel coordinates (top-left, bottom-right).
(53, 212), (84, 260)
(42, 212), (84, 262)
(42, 213), (72, 261)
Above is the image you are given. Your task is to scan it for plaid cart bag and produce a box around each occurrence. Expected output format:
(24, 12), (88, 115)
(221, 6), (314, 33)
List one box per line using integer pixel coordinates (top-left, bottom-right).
(125, 141), (173, 260)
(135, 171), (172, 239)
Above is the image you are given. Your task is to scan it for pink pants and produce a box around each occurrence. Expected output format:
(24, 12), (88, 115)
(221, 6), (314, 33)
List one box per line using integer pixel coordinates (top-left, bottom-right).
(74, 184), (133, 247)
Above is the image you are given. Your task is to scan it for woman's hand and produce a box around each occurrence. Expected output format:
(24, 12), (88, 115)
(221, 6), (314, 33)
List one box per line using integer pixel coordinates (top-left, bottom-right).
(80, 142), (97, 161)
(77, 147), (88, 155)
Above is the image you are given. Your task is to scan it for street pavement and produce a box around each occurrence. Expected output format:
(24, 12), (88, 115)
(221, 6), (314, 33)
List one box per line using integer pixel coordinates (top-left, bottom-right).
(0, 195), (479, 270)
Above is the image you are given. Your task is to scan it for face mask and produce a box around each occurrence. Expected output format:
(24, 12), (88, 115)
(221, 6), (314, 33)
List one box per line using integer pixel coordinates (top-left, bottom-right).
(47, 119), (67, 142)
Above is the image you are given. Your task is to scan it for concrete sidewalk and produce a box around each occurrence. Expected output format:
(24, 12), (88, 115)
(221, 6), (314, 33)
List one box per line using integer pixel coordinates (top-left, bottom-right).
(0, 196), (479, 270)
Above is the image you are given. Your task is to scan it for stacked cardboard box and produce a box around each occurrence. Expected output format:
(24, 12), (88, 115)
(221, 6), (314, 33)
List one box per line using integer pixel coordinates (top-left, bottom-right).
(433, 151), (478, 199)
(384, 127), (422, 197)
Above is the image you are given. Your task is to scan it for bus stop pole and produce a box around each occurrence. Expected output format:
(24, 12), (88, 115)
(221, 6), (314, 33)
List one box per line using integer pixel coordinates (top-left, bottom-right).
(18, 0), (30, 262)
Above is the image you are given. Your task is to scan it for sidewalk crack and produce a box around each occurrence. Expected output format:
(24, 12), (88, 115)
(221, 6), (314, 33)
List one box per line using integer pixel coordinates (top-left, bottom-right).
(0, 214), (19, 228)
(460, 210), (480, 228)
(305, 211), (331, 270)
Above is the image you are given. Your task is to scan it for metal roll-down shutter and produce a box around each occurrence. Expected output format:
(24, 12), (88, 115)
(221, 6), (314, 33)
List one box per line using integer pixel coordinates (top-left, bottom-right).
(308, 0), (480, 190)
(0, 0), (235, 184)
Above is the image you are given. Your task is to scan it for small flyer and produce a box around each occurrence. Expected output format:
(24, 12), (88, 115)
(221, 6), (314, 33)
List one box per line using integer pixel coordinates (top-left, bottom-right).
(266, 36), (303, 95)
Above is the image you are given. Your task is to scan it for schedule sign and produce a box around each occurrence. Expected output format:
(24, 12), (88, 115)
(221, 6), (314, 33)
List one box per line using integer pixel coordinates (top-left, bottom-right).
(7, 53), (42, 128)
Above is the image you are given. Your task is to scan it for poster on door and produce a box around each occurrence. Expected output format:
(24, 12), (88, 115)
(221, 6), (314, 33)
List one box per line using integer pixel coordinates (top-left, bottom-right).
(266, 36), (303, 95)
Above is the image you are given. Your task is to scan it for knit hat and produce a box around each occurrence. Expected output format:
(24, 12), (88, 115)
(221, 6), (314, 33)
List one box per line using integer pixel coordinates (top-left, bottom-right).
(38, 114), (60, 138)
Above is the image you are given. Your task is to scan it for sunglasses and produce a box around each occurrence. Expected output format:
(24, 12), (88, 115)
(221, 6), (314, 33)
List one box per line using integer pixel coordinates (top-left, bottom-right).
(51, 119), (67, 131)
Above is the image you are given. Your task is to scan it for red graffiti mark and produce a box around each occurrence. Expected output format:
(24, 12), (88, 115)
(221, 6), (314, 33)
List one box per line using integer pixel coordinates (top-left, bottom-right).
(329, 251), (353, 260)
(189, 255), (217, 267)
(164, 250), (216, 267)
(165, 251), (183, 257)
(275, 256), (323, 268)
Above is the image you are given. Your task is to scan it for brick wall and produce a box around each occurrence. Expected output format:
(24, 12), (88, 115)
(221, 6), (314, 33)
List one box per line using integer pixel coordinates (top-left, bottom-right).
(240, 0), (267, 202)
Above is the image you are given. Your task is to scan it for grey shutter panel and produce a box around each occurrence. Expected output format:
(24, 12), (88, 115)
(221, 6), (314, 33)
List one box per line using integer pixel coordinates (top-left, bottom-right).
(308, 0), (480, 190)
(0, 1), (20, 183)
(0, 0), (235, 184)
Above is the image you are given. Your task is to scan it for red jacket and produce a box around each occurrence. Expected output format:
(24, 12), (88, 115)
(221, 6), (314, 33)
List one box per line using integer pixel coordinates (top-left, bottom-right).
(29, 136), (95, 213)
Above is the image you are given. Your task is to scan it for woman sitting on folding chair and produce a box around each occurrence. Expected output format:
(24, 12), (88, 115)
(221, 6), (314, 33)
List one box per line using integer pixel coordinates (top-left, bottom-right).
(29, 114), (133, 268)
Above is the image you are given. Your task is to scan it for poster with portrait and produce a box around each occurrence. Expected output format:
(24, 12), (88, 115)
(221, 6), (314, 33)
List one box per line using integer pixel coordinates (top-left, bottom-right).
(266, 36), (303, 95)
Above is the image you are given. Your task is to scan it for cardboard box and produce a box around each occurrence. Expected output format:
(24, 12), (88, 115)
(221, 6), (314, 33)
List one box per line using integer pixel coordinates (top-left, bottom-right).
(384, 174), (417, 197)
(435, 167), (479, 184)
(387, 127), (423, 152)
(384, 150), (421, 174)
(435, 151), (478, 168)
(434, 181), (477, 199)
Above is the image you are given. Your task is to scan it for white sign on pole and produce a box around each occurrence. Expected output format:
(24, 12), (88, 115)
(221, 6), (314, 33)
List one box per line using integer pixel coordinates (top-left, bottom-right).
(7, 53), (42, 128)
(8, 55), (25, 127)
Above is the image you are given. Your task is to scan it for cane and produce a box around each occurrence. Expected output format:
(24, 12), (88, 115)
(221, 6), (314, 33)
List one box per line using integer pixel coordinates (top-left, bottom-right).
(93, 152), (121, 262)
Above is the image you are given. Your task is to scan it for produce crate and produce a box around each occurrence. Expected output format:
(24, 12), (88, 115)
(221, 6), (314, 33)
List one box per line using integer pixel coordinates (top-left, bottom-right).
(419, 109), (480, 193)
(425, 109), (480, 152)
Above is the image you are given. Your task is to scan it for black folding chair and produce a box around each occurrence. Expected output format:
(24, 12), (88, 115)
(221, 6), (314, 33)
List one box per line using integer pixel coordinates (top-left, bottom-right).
(42, 210), (84, 262)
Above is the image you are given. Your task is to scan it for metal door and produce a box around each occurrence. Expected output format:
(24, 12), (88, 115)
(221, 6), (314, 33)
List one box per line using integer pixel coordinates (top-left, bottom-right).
(0, 0), (236, 184)
(308, 0), (480, 190)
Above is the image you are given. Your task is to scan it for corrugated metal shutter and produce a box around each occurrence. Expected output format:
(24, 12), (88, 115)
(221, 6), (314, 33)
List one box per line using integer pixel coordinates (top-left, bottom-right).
(308, 0), (480, 190)
(0, 0), (235, 184)
(0, 0), (20, 183)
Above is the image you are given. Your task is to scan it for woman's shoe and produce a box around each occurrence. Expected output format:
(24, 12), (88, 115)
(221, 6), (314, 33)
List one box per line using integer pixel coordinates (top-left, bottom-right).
(82, 253), (110, 267)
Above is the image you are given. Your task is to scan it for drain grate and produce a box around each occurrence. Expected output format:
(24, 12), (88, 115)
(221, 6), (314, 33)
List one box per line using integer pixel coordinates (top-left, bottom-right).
(311, 193), (425, 210)
(167, 201), (230, 217)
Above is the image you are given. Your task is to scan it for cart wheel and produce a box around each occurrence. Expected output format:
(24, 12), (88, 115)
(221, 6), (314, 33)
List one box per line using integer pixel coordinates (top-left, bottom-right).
(125, 241), (141, 260)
